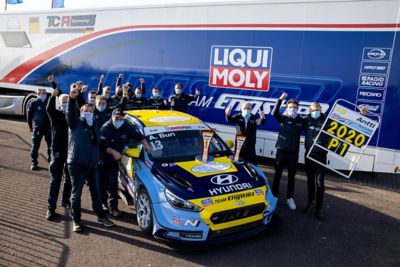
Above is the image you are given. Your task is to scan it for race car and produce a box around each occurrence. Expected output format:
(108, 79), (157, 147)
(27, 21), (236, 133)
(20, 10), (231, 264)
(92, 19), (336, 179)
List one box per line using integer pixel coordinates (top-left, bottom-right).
(118, 109), (277, 244)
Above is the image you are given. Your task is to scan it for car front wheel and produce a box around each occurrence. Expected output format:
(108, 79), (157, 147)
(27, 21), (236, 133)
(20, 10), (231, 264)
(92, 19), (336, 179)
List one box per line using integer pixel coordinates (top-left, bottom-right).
(136, 188), (153, 234)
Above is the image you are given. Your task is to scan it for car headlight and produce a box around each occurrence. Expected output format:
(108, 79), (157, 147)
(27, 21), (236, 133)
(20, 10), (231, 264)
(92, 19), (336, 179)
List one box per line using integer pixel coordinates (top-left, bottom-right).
(165, 189), (203, 212)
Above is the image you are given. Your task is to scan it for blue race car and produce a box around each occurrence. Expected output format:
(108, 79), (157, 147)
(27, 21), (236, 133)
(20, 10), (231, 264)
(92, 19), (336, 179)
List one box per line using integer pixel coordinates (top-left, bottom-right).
(118, 109), (277, 244)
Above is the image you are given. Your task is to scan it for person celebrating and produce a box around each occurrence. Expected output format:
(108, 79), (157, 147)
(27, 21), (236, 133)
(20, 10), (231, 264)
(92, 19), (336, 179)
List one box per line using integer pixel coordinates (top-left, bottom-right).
(225, 102), (265, 164)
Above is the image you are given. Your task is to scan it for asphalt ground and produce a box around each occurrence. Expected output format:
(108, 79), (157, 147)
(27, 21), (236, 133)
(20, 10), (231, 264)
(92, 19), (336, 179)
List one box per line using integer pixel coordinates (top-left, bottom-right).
(0, 116), (399, 267)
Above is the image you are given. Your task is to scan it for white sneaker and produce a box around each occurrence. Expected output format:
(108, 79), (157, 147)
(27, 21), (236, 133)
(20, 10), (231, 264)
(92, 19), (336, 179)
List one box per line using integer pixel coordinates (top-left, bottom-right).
(286, 198), (296, 210)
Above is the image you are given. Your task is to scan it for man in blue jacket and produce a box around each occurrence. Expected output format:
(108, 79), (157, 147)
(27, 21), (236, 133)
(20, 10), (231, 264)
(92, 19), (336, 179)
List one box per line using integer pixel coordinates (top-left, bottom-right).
(99, 108), (152, 217)
(27, 88), (51, 170)
(66, 87), (114, 232)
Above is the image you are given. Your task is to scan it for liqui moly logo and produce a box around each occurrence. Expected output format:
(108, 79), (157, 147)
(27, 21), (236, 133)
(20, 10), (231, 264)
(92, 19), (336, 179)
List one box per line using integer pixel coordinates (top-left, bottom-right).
(209, 46), (273, 91)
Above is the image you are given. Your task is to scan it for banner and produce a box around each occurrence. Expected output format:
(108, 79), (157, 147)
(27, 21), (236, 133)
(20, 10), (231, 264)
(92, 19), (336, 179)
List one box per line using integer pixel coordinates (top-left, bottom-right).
(233, 135), (247, 162)
(201, 131), (214, 162)
(307, 99), (380, 178)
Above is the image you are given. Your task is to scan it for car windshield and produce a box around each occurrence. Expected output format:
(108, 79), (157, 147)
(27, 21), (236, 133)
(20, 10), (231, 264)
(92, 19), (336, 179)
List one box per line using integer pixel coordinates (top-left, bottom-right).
(146, 130), (231, 162)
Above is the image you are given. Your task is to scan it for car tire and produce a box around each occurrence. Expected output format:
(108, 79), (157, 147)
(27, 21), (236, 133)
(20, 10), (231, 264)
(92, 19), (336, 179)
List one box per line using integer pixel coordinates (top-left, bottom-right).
(136, 188), (153, 234)
(23, 95), (36, 116)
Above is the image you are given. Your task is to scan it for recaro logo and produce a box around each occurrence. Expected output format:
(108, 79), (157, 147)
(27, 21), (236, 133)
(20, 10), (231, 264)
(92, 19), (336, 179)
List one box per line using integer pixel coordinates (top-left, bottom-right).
(210, 174), (239, 185)
(367, 49), (386, 60)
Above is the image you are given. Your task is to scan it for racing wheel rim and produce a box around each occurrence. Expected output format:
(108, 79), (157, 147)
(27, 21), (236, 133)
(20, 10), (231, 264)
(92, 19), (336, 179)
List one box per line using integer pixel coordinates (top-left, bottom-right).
(137, 191), (152, 230)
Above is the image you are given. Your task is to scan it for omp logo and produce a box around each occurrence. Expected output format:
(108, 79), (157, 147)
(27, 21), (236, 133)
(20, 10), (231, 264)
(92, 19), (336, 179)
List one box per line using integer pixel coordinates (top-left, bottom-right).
(209, 46), (273, 91)
(367, 49), (386, 60)
(211, 174), (239, 185)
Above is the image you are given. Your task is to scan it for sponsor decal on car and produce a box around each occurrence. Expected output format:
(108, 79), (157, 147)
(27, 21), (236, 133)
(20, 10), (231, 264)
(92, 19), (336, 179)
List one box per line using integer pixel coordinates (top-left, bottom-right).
(201, 198), (214, 207)
(148, 116), (191, 123)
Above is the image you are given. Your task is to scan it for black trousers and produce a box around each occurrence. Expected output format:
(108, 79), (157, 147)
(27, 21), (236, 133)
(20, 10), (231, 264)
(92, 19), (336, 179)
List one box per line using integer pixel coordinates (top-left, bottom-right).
(305, 151), (326, 212)
(31, 127), (51, 165)
(48, 156), (71, 212)
(272, 150), (298, 198)
(240, 144), (257, 165)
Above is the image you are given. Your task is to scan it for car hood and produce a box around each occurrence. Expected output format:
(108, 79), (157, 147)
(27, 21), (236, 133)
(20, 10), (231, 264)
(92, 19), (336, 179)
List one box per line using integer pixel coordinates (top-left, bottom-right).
(151, 156), (266, 200)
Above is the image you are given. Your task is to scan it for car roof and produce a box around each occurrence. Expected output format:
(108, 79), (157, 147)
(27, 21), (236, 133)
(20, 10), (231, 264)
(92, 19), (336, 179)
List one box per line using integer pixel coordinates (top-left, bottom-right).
(125, 109), (203, 127)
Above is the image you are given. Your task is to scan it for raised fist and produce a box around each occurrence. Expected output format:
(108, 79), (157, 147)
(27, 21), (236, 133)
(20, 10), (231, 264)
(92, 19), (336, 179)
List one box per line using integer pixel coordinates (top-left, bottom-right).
(279, 92), (288, 100)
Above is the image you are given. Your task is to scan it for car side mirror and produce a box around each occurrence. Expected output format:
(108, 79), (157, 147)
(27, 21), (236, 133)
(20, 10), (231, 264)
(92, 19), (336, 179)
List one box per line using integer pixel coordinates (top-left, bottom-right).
(124, 148), (140, 158)
(225, 139), (234, 149)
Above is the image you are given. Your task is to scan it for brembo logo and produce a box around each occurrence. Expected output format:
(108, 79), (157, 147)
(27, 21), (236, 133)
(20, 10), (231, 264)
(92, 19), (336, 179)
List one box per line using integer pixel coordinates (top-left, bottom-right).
(211, 174), (239, 186)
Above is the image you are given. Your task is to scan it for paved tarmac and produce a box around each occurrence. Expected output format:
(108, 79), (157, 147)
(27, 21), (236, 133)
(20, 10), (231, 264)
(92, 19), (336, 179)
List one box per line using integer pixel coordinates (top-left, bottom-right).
(0, 117), (399, 267)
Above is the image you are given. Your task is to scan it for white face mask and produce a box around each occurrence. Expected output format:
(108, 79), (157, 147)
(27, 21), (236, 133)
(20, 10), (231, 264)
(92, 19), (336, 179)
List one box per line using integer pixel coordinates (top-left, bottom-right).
(287, 108), (298, 118)
(153, 92), (160, 98)
(88, 98), (96, 105)
(81, 111), (94, 126)
(103, 93), (110, 99)
(59, 103), (68, 112)
(175, 88), (182, 95)
(38, 94), (46, 102)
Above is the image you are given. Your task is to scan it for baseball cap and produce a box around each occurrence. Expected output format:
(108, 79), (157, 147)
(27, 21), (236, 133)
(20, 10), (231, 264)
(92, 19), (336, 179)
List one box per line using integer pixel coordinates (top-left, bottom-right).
(112, 108), (124, 118)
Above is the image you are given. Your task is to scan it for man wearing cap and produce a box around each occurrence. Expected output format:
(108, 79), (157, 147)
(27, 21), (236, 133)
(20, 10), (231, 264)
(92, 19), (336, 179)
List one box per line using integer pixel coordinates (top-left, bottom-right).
(99, 108), (152, 217)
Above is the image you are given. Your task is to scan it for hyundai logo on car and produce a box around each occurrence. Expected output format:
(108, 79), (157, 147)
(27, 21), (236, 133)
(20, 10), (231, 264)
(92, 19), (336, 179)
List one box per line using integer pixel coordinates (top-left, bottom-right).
(211, 174), (239, 185)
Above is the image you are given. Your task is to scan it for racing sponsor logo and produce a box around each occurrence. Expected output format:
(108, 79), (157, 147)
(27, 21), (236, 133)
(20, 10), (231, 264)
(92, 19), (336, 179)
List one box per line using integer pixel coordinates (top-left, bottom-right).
(254, 189), (264, 195)
(201, 198), (214, 207)
(210, 174), (239, 186)
(192, 162), (231, 173)
(362, 48), (391, 61)
(356, 101), (383, 115)
(360, 61), (389, 75)
(172, 216), (200, 227)
(46, 15), (96, 34)
(209, 182), (252, 196)
(148, 116), (191, 123)
(213, 93), (330, 115)
(209, 46), (273, 91)
(357, 88), (385, 102)
(358, 74), (387, 89)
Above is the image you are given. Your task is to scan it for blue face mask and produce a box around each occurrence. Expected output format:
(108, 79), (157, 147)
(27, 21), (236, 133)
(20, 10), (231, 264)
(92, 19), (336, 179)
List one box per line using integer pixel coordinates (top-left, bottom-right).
(96, 104), (106, 112)
(103, 93), (110, 99)
(153, 92), (160, 98)
(38, 94), (46, 102)
(311, 111), (321, 119)
(88, 98), (96, 105)
(113, 120), (124, 129)
(175, 88), (182, 95)
(136, 93), (142, 99)
(242, 110), (251, 118)
(81, 112), (93, 126)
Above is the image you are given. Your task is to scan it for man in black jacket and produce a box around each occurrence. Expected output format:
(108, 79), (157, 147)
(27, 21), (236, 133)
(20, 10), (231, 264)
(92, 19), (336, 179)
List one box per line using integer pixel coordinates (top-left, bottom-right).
(66, 87), (114, 232)
(272, 92), (304, 210)
(168, 83), (200, 113)
(302, 102), (327, 219)
(225, 102), (265, 164)
(27, 88), (51, 170)
(146, 86), (167, 109)
(120, 86), (147, 110)
(99, 108), (152, 217)
(45, 81), (72, 220)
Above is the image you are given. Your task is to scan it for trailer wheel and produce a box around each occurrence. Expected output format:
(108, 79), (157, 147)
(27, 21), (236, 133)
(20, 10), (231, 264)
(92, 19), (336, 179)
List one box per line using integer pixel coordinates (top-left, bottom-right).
(23, 94), (36, 116)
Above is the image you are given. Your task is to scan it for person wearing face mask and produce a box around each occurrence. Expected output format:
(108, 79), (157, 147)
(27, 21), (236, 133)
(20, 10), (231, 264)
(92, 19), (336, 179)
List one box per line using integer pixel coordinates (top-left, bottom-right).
(87, 90), (97, 106)
(146, 86), (167, 109)
(66, 88), (114, 232)
(45, 82), (72, 220)
(168, 83), (200, 113)
(27, 88), (52, 170)
(120, 86), (147, 110)
(99, 108), (152, 217)
(302, 102), (327, 219)
(225, 102), (265, 165)
(94, 96), (113, 129)
(272, 92), (304, 210)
